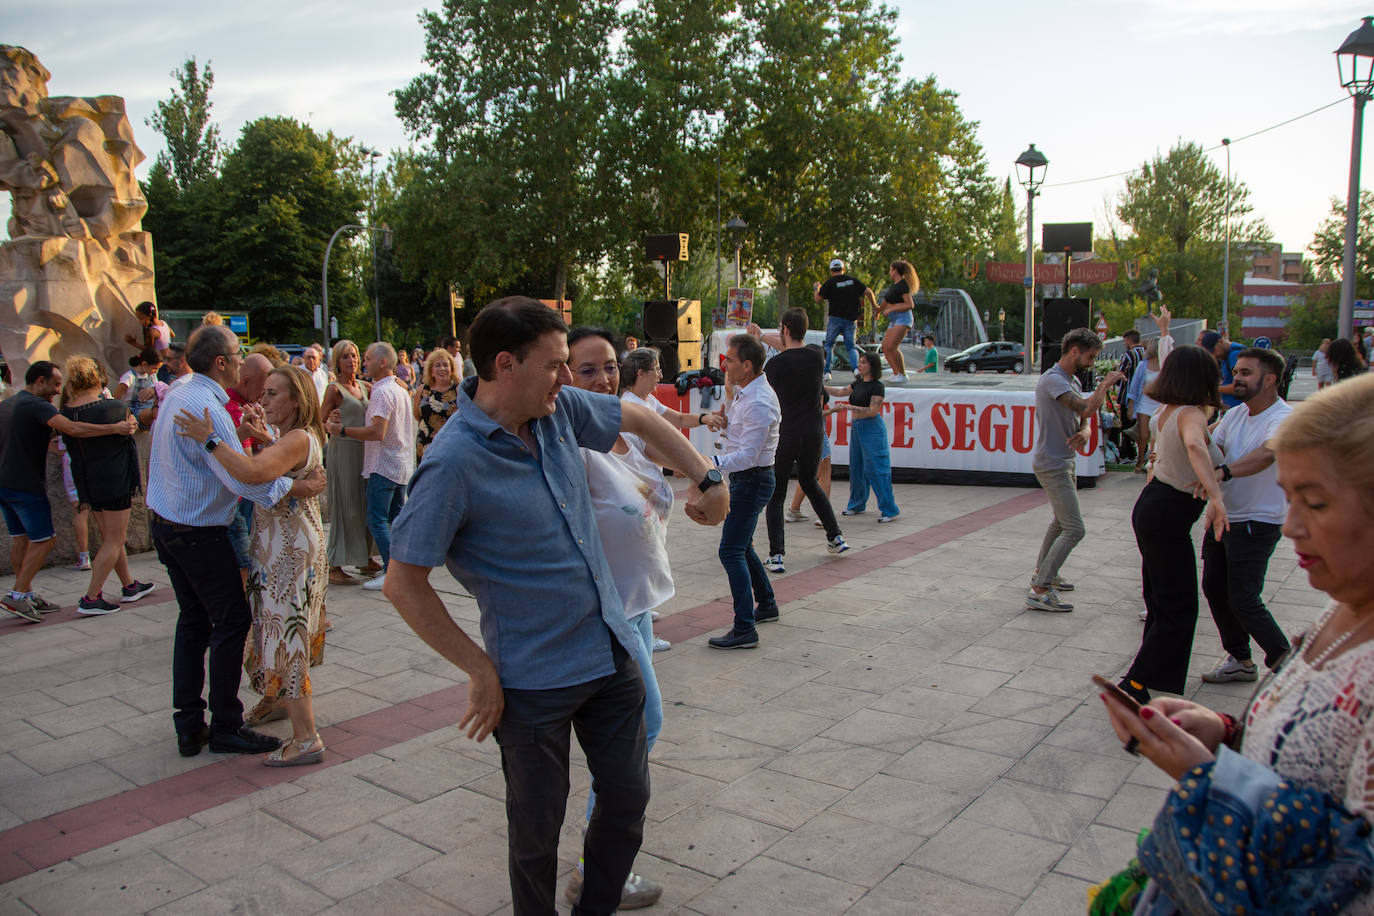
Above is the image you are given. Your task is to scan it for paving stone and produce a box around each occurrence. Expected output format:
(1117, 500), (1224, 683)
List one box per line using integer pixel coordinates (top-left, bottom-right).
(763, 736), (898, 791)
(868, 682), (978, 725)
(882, 740), (1013, 794)
(281, 822), (440, 899)
(707, 768), (846, 831)
(685, 855), (865, 915)
(907, 817), (1067, 896)
(762, 681), (878, 720)
(319, 878), (463, 916)
(148, 862), (334, 916)
(710, 707), (834, 751)
(765, 811), (923, 886)
(650, 731), (779, 782)
(377, 786), (506, 853)
(269, 775), (413, 839)
(154, 809), (316, 884)
(5, 761), (136, 820)
(967, 687), (1081, 727)
(829, 773), (968, 834)
(1095, 781), (1169, 833)
(1054, 822), (1142, 883)
(818, 708), (941, 754)
(1005, 745), (1133, 800)
(12, 727), (140, 775)
(639, 804), (787, 878)
(16, 850), (205, 916)
(71, 820), (202, 867)
(357, 745), (497, 803)
(930, 712), (1052, 758)
(1013, 872), (1097, 916)
(644, 763), (727, 822)
(847, 865), (1020, 916)
(961, 779), (1104, 845)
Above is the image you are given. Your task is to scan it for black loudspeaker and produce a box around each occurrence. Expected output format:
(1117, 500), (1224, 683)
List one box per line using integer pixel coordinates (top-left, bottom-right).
(642, 299), (701, 378)
(1041, 297), (1090, 347)
(644, 233), (689, 262)
(1042, 222), (1093, 253)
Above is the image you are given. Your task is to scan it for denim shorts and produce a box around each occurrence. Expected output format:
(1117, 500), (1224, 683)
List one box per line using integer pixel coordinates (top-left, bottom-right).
(888, 310), (913, 327)
(820, 434), (832, 462)
(0, 487), (55, 542)
(227, 500), (254, 569)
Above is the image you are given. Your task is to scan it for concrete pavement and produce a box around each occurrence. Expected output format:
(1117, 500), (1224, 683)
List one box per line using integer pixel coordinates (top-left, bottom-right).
(0, 470), (1323, 915)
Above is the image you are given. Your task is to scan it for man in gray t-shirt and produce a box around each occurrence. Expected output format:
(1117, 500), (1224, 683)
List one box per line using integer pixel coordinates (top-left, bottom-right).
(1028, 329), (1123, 613)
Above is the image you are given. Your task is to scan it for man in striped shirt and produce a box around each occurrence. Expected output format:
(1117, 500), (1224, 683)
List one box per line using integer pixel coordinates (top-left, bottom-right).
(148, 326), (325, 758)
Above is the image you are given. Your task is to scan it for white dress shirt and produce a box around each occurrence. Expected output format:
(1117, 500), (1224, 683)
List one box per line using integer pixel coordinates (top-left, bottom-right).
(714, 374), (780, 473)
(362, 375), (417, 485)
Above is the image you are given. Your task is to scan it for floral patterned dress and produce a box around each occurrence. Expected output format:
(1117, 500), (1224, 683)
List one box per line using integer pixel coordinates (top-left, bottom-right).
(245, 432), (327, 699)
(416, 383), (458, 460)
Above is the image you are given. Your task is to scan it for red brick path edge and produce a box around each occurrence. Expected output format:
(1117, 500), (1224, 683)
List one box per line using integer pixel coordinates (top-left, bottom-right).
(0, 489), (1047, 884)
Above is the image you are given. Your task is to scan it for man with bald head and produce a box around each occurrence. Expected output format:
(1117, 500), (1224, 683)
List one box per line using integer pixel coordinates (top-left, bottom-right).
(149, 326), (325, 757)
(325, 341), (416, 590)
(222, 351), (273, 576)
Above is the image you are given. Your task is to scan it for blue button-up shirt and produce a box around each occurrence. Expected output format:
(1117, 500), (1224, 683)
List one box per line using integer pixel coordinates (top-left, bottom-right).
(388, 377), (633, 690)
(146, 373), (293, 526)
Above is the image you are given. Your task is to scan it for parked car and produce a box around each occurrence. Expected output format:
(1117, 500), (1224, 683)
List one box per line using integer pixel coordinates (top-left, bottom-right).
(944, 341), (1026, 374)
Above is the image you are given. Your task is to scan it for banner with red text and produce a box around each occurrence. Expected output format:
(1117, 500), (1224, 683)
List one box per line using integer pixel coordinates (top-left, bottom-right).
(984, 261), (1119, 286)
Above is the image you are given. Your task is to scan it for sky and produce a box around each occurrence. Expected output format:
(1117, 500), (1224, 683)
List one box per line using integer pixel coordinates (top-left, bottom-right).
(8, 0), (1371, 263)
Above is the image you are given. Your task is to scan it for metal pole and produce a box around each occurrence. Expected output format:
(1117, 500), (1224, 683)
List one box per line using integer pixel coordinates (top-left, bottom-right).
(1222, 138), (1231, 336)
(369, 155), (381, 342)
(715, 135), (722, 322)
(1024, 188), (1035, 372)
(322, 224), (383, 352)
(1340, 93), (1367, 341)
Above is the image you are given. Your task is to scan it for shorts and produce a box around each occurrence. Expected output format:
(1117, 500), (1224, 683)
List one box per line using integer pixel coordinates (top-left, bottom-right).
(888, 310), (913, 327)
(87, 495), (134, 513)
(227, 499), (254, 570)
(820, 434), (832, 462)
(0, 487), (55, 543)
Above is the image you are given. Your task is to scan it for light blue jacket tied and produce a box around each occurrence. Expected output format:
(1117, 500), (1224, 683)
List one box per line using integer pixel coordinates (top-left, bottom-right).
(1132, 747), (1374, 915)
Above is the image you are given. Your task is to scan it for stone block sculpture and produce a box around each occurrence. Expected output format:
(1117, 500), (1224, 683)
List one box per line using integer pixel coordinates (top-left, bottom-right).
(0, 45), (152, 383)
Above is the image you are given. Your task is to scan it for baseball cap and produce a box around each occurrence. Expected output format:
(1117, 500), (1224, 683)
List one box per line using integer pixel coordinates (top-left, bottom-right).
(1199, 331), (1222, 351)
(829, 258), (844, 271)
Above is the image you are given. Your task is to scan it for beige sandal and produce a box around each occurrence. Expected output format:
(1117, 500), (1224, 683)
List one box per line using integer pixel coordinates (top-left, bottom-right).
(244, 698), (287, 727)
(263, 734), (325, 767)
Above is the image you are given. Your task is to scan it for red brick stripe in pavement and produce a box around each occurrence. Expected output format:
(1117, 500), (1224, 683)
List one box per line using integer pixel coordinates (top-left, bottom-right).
(0, 488), (1046, 884)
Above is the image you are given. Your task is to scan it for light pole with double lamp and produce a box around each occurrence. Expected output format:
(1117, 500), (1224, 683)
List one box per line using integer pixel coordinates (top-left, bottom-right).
(1015, 144), (1048, 372)
(1336, 16), (1374, 340)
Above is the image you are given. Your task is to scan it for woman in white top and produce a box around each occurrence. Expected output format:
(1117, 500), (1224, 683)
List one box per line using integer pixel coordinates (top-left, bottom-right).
(1101, 374), (1374, 915)
(1126, 337), (1163, 473)
(619, 347), (722, 434)
(564, 329), (678, 908)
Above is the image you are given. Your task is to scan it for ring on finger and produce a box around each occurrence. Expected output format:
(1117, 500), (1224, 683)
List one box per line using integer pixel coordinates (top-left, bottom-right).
(1123, 736), (1141, 756)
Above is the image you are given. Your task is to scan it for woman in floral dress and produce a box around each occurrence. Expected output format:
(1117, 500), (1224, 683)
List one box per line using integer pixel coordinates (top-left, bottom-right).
(412, 348), (459, 461)
(175, 366), (328, 766)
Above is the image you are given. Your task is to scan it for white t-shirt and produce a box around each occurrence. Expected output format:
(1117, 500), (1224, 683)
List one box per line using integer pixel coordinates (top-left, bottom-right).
(621, 389), (668, 454)
(582, 441), (674, 618)
(361, 376), (417, 485)
(1313, 350), (1333, 381)
(311, 366), (330, 402)
(1214, 397), (1293, 524)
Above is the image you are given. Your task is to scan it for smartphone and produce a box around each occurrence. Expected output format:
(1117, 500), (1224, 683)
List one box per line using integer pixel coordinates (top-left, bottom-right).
(1092, 674), (1142, 716)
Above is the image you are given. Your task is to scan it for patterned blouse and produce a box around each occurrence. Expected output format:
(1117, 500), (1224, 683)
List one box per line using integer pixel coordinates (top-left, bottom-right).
(416, 383), (458, 459)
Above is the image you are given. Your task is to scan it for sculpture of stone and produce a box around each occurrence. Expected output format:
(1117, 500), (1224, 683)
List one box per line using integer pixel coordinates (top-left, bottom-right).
(0, 45), (152, 382)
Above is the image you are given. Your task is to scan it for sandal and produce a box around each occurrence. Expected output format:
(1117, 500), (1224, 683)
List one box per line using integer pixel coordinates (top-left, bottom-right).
(329, 569), (357, 585)
(244, 698), (287, 727)
(264, 734), (325, 767)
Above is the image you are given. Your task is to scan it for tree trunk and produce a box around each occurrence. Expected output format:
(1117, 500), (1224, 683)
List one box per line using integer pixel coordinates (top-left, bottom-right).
(775, 265), (790, 312)
(554, 260), (568, 302)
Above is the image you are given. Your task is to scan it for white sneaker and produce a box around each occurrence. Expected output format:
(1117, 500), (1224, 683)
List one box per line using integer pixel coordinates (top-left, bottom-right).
(1138, 609), (1149, 621)
(362, 573), (387, 591)
(764, 554), (785, 573)
(885, 374), (908, 383)
(69, 553), (91, 571)
(1201, 654), (1258, 683)
(827, 535), (850, 555)
(652, 636), (671, 652)
(1025, 587), (1073, 613)
(785, 509), (807, 523)
(823, 372), (832, 381)
(650, 610), (661, 621)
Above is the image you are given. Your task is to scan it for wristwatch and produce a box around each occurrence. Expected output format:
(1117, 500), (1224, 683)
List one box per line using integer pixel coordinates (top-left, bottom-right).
(697, 469), (723, 492)
(1219, 464), (1233, 482)
(205, 434), (224, 453)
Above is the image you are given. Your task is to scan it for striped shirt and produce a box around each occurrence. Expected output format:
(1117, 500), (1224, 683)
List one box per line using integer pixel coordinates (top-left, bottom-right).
(147, 373), (293, 526)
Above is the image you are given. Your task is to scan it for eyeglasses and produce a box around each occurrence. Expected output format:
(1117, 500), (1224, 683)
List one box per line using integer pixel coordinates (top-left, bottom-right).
(573, 363), (619, 380)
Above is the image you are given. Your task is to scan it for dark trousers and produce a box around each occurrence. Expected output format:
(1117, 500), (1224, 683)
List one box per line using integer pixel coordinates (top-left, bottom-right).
(766, 425), (839, 555)
(496, 643), (649, 916)
(1201, 520), (1289, 668)
(152, 519), (250, 737)
(719, 467), (777, 632)
(1126, 480), (1206, 694)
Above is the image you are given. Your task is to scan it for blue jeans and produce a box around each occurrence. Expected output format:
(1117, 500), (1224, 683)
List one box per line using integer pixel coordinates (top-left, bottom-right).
(718, 467), (777, 632)
(847, 417), (899, 517)
(366, 474), (407, 566)
(824, 316), (859, 374)
(586, 611), (661, 822)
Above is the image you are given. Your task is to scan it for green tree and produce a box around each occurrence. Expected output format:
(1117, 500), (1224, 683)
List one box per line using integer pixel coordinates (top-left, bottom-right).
(146, 57), (222, 190)
(216, 117), (365, 340)
(394, 0), (619, 301)
(1310, 190), (1374, 298)
(1115, 141), (1269, 323)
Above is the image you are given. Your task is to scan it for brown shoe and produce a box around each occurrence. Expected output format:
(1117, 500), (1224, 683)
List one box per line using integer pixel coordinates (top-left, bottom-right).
(329, 568), (357, 585)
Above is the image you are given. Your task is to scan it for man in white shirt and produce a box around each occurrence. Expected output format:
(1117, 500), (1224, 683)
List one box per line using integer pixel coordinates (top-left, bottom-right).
(303, 345), (330, 401)
(708, 334), (782, 649)
(1200, 348), (1294, 683)
(325, 342), (416, 590)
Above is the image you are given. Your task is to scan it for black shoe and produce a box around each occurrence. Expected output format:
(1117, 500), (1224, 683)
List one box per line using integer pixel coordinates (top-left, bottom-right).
(1118, 678), (1151, 705)
(755, 604), (780, 624)
(708, 628), (759, 649)
(209, 726), (283, 755)
(177, 725), (211, 758)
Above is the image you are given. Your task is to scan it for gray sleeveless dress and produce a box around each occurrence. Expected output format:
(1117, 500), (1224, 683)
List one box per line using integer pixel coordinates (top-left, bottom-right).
(326, 382), (375, 567)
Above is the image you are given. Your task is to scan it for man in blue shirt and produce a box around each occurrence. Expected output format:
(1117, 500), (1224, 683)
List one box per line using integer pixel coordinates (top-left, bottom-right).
(148, 325), (325, 758)
(383, 298), (727, 916)
(1200, 330), (1245, 410)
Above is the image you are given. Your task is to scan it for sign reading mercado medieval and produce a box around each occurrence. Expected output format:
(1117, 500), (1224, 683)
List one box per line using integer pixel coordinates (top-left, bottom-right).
(983, 262), (1120, 285)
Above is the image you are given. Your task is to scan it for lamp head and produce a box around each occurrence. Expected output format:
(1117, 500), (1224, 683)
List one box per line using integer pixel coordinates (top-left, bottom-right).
(1337, 16), (1374, 97)
(1015, 144), (1048, 192)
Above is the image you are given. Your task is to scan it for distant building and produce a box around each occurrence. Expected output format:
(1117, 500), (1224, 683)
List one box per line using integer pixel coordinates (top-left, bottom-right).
(1247, 244), (1305, 284)
(1238, 277), (1338, 339)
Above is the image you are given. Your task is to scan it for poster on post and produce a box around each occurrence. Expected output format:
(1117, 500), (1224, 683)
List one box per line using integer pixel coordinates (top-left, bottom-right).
(726, 287), (754, 328)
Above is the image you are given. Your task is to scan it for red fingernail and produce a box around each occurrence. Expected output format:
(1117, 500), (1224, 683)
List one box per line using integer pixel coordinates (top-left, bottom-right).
(1141, 707), (1155, 719)
(1171, 717), (1182, 725)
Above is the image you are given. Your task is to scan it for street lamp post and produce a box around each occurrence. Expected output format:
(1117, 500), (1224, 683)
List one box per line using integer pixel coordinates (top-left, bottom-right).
(727, 215), (747, 287)
(322, 224), (392, 352)
(1336, 16), (1374, 340)
(1221, 138), (1232, 336)
(1015, 144), (1048, 373)
(363, 148), (384, 342)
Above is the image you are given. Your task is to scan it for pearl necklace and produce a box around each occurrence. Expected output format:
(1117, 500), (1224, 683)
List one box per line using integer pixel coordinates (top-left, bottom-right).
(1304, 603), (1374, 670)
